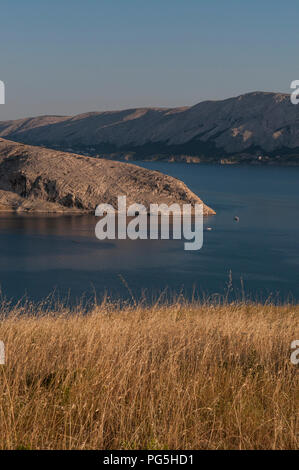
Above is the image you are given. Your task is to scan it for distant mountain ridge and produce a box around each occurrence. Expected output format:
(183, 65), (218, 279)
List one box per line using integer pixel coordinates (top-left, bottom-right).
(1, 92), (299, 164)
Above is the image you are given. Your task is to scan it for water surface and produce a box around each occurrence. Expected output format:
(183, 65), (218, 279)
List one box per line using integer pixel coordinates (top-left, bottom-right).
(0, 162), (298, 304)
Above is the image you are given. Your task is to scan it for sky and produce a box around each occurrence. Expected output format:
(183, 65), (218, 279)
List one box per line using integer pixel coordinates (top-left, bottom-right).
(0, 0), (298, 120)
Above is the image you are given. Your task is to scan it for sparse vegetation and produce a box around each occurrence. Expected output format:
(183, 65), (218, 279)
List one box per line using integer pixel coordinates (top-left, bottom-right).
(0, 299), (298, 449)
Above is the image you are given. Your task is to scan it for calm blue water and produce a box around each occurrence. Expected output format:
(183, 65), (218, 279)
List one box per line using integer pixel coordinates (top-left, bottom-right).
(0, 162), (298, 304)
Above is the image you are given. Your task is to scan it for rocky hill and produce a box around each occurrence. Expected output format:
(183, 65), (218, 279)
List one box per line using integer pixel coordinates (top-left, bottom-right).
(0, 92), (298, 164)
(0, 139), (215, 214)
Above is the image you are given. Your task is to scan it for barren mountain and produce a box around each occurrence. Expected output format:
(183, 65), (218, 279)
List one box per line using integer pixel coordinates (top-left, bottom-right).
(0, 92), (298, 164)
(0, 139), (215, 214)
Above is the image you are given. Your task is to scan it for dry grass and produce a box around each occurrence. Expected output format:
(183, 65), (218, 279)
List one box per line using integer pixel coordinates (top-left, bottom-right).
(0, 299), (298, 450)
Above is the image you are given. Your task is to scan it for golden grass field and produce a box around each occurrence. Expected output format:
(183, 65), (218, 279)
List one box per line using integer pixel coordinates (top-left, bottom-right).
(0, 299), (298, 450)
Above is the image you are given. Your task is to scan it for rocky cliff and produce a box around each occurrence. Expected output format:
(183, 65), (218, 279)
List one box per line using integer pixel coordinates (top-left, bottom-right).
(0, 139), (215, 214)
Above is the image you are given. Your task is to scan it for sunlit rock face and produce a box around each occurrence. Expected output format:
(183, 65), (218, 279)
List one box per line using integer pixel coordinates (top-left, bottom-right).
(0, 139), (215, 214)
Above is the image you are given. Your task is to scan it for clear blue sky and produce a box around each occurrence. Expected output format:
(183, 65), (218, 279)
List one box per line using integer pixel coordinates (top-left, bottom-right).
(0, 0), (298, 119)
